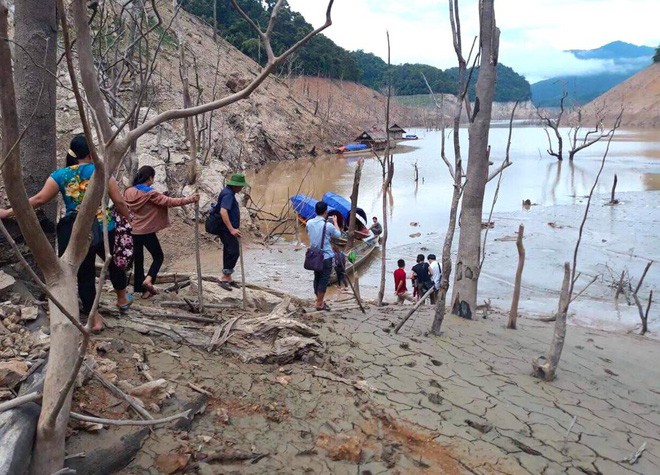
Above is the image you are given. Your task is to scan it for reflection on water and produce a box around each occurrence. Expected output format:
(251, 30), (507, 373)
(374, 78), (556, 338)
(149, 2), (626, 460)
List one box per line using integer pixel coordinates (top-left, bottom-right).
(248, 126), (660, 249)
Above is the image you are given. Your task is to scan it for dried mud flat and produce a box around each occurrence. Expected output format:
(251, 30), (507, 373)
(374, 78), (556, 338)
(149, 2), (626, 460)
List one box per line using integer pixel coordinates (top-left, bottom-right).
(60, 292), (660, 475)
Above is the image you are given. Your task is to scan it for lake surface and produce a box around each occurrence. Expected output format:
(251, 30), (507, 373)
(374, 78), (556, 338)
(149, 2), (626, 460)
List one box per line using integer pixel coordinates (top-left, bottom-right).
(246, 126), (660, 334)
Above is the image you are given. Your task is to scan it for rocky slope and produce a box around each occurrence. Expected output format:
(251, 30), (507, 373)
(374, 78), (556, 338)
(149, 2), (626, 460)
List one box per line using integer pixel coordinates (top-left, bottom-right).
(575, 63), (660, 128)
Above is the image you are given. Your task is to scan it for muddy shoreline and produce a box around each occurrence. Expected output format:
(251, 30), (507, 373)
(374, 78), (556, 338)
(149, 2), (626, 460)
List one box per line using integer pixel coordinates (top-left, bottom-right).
(63, 292), (659, 474)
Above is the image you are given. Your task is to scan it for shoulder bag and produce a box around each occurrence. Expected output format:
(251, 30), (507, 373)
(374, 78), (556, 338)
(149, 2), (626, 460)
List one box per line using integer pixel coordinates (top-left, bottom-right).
(304, 219), (328, 272)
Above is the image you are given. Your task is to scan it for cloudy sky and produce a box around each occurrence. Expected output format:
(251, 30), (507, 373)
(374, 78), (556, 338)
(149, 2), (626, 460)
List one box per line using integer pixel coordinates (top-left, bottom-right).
(286, 0), (658, 83)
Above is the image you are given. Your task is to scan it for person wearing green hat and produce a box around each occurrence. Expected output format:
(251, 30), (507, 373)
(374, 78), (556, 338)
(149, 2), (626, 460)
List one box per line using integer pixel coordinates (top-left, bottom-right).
(213, 173), (249, 290)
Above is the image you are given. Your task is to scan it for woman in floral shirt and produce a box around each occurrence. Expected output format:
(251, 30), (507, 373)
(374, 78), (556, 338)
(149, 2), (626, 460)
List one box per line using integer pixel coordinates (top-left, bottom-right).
(0, 135), (132, 331)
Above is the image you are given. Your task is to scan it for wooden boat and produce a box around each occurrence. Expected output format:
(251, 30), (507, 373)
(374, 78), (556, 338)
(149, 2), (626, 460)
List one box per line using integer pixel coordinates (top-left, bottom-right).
(329, 234), (378, 284)
(290, 192), (370, 240)
(336, 143), (370, 155)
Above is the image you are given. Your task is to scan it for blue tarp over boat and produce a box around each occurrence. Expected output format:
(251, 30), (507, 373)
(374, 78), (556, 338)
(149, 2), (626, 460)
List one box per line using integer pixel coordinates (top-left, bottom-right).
(344, 143), (369, 151)
(290, 194), (318, 220)
(321, 192), (351, 219)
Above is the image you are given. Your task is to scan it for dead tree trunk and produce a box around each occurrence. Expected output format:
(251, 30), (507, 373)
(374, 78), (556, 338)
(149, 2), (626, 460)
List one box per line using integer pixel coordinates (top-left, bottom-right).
(174, 0), (204, 313)
(428, 1), (470, 335)
(508, 224), (525, 329)
(532, 262), (570, 381)
(451, 0), (499, 319)
(14, 0), (58, 243)
(632, 261), (653, 335)
(346, 159), (363, 248)
(376, 31), (393, 307)
(609, 174), (618, 204)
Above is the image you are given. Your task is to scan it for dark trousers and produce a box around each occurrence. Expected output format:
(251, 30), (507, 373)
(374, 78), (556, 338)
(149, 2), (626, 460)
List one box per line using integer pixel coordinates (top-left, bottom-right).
(219, 229), (240, 275)
(313, 258), (333, 296)
(335, 266), (347, 287)
(57, 225), (127, 315)
(133, 233), (164, 292)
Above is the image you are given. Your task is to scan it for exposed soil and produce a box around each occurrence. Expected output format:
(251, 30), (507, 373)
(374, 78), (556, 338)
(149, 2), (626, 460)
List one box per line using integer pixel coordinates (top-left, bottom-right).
(577, 63), (660, 128)
(59, 283), (659, 474)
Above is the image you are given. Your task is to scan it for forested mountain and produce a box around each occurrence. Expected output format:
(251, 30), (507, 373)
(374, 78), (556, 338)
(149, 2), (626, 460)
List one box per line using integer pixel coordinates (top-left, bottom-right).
(445, 64), (531, 102)
(183, 0), (360, 80)
(182, 0), (531, 101)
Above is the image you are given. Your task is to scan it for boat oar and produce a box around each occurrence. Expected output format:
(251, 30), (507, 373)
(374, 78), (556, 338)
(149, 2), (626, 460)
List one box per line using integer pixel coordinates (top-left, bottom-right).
(238, 236), (246, 310)
(345, 273), (365, 314)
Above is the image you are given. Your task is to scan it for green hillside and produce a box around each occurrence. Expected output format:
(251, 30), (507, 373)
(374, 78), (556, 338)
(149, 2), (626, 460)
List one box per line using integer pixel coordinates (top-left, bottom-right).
(182, 0), (531, 101)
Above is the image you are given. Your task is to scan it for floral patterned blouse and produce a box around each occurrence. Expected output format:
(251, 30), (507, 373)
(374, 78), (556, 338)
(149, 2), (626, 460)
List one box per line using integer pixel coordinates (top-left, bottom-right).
(50, 163), (116, 231)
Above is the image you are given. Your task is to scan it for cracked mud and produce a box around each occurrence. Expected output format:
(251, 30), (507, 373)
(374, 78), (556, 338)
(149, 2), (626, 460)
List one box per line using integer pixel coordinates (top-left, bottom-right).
(66, 301), (659, 474)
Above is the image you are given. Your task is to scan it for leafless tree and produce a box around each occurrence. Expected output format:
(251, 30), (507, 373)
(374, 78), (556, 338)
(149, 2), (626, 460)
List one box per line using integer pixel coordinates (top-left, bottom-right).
(532, 112), (622, 381)
(0, 0), (335, 471)
(537, 96), (620, 161)
(376, 31), (394, 306)
(450, 0), (500, 320)
(426, 0), (472, 334)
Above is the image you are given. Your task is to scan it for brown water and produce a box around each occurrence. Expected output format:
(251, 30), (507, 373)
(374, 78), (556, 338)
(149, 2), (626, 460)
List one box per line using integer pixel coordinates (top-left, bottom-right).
(241, 127), (660, 334)
(247, 126), (660, 247)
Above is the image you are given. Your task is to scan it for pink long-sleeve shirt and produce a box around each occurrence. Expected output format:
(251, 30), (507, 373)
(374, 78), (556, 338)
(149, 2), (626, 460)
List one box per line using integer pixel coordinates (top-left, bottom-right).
(124, 187), (194, 235)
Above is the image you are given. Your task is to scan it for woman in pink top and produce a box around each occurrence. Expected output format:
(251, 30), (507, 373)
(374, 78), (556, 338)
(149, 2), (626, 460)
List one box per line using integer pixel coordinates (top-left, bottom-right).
(124, 166), (199, 298)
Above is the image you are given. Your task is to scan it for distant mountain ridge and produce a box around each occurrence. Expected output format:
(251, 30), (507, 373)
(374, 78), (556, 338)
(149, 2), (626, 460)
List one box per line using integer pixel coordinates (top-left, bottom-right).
(531, 41), (654, 107)
(183, 0), (531, 102)
(567, 41), (655, 61)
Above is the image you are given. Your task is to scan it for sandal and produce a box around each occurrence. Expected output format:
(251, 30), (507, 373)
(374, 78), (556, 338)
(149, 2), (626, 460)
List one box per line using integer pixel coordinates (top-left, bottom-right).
(315, 303), (331, 312)
(116, 294), (134, 312)
(218, 281), (233, 291)
(143, 281), (159, 296)
(229, 281), (240, 289)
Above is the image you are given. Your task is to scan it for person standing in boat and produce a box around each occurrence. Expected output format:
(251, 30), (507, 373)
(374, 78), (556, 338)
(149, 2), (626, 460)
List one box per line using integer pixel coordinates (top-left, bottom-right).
(370, 216), (383, 237)
(306, 201), (341, 311)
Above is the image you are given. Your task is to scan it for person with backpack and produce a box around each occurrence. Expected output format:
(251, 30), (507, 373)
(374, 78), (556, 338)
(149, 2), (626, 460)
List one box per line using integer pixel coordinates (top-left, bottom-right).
(208, 174), (248, 291)
(124, 166), (199, 298)
(0, 135), (132, 331)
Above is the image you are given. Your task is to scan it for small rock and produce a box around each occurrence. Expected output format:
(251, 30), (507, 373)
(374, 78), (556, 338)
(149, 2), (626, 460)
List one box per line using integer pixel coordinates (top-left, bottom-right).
(276, 375), (291, 386)
(19, 306), (39, 322)
(129, 378), (170, 403)
(0, 360), (28, 388)
(409, 232), (421, 238)
(154, 453), (190, 475)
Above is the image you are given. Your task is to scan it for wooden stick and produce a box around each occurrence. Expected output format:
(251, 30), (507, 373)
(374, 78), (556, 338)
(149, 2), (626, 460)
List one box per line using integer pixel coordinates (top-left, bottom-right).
(85, 362), (153, 420)
(394, 287), (435, 334)
(160, 301), (231, 309)
(0, 391), (41, 413)
(138, 310), (218, 324)
(345, 273), (365, 314)
(70, 409), (190, 426)
(194, 202), (204, 313)
(188, 382), (213, 397)
(239, 237), (246, 310)
(508, 224), (525, 329)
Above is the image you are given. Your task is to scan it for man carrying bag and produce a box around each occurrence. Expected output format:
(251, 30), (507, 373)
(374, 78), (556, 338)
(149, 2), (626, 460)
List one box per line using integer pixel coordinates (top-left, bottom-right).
(305, 201), (341, 311)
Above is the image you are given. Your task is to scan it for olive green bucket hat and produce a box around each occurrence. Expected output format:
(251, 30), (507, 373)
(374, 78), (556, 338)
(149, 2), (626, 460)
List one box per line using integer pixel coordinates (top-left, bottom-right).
(226, 173), (249, 187)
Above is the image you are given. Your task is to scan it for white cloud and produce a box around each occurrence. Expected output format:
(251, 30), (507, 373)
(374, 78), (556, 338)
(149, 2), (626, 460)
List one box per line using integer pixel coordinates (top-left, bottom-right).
(286, 0), (658, 81)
